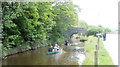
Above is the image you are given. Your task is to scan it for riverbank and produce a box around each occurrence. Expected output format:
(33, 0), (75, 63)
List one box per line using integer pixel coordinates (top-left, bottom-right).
(2, 42), (85, 65)
(82, 36), (114, 65)
(2, 41), (50, 59)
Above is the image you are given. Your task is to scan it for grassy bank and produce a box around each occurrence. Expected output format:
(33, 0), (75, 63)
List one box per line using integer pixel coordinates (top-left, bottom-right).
(82, 36), (114, 65)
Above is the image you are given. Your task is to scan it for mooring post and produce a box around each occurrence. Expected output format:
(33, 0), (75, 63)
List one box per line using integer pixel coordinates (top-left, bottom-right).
(95, 45), (98, 67)
(97, 36), (100, 50)
(95, 35), (100, 67)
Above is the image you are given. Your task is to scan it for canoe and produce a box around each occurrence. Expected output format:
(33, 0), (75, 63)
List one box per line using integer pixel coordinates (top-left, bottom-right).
(47, 49), (62, 54)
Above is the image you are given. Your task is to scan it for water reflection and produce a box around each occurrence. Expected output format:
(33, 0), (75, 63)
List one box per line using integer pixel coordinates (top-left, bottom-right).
(2, 44), (85, 65)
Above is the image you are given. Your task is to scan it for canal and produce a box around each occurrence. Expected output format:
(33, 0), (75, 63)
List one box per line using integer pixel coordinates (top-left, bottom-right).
(2, 39), (85, 65)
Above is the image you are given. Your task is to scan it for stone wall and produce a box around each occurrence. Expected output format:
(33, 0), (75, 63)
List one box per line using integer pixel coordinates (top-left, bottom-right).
(65, 27), (86, 39)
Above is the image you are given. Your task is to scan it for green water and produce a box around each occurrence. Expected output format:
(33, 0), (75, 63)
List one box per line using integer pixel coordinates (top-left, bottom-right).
(2, 44), (85, 65)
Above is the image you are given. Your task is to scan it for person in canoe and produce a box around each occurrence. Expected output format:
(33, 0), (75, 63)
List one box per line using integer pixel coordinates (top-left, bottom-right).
(54, 44), (66, 53)
(54, 44), (60, 52)
(48, 45), (53, 52)
(47, 44), (66, 54)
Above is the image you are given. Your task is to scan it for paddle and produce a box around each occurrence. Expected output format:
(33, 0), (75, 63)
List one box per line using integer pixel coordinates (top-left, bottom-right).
(62, 49), (66, 53)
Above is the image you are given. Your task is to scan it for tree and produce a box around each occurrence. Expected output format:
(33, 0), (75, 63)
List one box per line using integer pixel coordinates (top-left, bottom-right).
(37, 2), (56, 42)
(49, 2), (79, 43)
(2, 2), (80, 56)
(86, 25), (111, 36)
(78, 20), (88, 29)
(104, 28), (111, 33)
(2, 2), (22, 48)
(87, 25), (102, 36)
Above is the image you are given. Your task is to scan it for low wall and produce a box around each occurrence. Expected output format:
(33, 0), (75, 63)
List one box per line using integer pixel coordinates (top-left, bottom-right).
(2, 42), (49, 59)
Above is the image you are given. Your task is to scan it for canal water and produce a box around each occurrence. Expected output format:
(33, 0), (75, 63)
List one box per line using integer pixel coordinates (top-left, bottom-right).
(2, 39), (85, 65)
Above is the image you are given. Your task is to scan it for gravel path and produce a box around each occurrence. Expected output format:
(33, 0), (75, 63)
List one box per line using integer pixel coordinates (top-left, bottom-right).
(103, 34), (118, 65)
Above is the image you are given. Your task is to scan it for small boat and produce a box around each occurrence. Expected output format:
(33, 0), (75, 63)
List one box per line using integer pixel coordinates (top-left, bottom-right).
(47, 49), (63, 54)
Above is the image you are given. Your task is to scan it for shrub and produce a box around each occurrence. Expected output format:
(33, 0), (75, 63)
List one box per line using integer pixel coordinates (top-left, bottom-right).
(80, 36), (88, 41)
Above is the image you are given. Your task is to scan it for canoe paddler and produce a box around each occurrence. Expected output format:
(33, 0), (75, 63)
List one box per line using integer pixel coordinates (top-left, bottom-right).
(48, 45), (53, 52)
(54, 44), (60, 52)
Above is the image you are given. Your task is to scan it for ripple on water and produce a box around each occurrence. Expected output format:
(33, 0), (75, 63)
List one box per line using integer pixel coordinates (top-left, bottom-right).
(2, 43), (86, 65)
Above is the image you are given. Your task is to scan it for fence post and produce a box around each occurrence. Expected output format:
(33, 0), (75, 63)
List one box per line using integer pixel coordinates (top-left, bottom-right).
(95, 50), (98, 67)
(95, 44), (98, 66)
(97, 36), (100, 50)
(95, 36), (100, 67)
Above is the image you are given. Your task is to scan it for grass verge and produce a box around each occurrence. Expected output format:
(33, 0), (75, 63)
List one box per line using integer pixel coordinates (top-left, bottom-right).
(82, 36), (114, 65)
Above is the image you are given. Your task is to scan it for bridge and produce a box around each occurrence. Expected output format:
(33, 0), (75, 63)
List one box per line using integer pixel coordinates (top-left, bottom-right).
(64, 27), (86, 39)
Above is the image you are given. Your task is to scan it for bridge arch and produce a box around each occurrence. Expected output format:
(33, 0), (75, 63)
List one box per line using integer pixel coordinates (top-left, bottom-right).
(64, 27), (86, 39)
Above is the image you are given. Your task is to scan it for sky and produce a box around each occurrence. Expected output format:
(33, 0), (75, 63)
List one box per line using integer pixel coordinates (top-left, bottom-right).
(72, 0), (119, 30)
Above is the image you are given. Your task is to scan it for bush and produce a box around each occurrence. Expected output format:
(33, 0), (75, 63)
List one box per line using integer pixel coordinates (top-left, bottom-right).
(80, 36), (88, 41)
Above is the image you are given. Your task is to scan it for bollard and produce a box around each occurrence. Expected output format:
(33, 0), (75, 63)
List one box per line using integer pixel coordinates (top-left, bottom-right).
(95, 50), (98, 67)
(97, 36), (100, 50)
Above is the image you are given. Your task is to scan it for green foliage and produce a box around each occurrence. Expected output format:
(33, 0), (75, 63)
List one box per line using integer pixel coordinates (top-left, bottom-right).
(78, 20), (88, 29)
(49, 2), (79, 43)
(86, 25), (104, 36)
(80, 36), (88, 41)
(2, 2), (79, 56)
(86, 25), (111, 36)
(2, 2), (22, 49)
(87, 26), (99, 36)
(104, 28), (111, 33)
